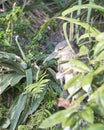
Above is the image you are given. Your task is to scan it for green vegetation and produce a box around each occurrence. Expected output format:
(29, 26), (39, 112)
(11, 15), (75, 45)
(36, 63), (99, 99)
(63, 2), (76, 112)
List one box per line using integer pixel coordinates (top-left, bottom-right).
(0, 0), (104, 130)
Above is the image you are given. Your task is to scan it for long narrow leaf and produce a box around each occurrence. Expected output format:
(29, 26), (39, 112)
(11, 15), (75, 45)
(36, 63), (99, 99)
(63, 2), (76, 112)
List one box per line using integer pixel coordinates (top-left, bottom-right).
(62, 4), (104, 16)
(9, 93), (27, 130)
(63, 22), (74, 52)
(94, 65), (104, 75)
(26, 68), (33, 85)
(94, 42), (104, 55)
(58, 17), (100, 36)
(78, 33), (96, 41)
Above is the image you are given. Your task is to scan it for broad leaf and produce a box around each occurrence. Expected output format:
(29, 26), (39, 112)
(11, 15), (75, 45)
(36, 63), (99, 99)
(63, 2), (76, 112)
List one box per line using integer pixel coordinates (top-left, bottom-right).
(78, 45), (88, 56)
(0, 51), (27, 74)
(80, 107), (94, 124)
(64, 75), (82, 89)
(87, 124), (104, 130)
(9, 93), (27, 130)
(40, 105), (78, 129)
(88, 84), (104, 102)
(62, 113), (79, 128)
(70, 59), (90, 73)
(82, 73), (93, 93)
(0, 73), (25, 94)
(18, 125), (28, 130)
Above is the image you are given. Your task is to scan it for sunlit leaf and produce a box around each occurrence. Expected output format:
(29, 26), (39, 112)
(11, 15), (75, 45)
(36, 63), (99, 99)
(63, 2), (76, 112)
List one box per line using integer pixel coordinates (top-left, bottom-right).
(96, 32), (104, 41)
(88, 84), (104, 102)
(64, 75), (82, 89)
(87, 124), (104, 130)
(63, 22), (74, 51)
(96, 91), (104, 116)
(79, 33), (95, 41)
(80, 107), (94, 124)
(62, 4), (104, 16)
(40, 106), (78, 129)
(70, 59), (91, 73)
(62, 113), (79, 128)
(82, 73), (93, 93)
(78, 45), (88, 56)
(18, 125), (28, 130)
(58, 17), (100, 36)
(95, 51), (104, 61)
(94, 65), (104, 75)
(94, 41), (104, 55)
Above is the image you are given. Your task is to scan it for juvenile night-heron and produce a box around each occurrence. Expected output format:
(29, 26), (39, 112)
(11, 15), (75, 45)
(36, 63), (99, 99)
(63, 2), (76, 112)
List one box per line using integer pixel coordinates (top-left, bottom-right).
(43, 40), (81, 98)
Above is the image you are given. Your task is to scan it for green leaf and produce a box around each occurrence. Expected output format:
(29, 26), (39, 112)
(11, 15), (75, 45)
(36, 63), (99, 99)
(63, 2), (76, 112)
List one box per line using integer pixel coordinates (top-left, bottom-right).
(26, 68), (33, 85)
(96, 32), (104, 41)
(94, 41), (104, 55)
(94, 65), (104, 75)
(80, 107), (94, 124)
(95, 51), (104, 61)
(58, 17), (100, 37)
(9, 93), (27, 130)
(18, 125), (28, 130)
(79, 33), (95, 41)
(0, 73), (25, 94)
(0, 51), (26, 74)
(62, 113), (79, 128)
(3, 39), (11, 46)
(70, 59), (91, 73)
(20, 88), (47, 124)
(87, 124), (104, 130)
(15, 36), (27, 62)
(96, 91), (104, 115)
(63, 22), (74, 51)
(40, 106), (78, 129)
(62, 4), (104, 16)
(82, 73), (93, 93)
(64, 75), (82, 89)
(78, 45), (88, 56)
(88, 84), (104, 102)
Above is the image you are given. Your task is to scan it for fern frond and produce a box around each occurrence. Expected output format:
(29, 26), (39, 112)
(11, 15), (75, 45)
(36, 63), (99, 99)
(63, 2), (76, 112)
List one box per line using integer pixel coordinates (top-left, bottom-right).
(26, 70), (49, 98)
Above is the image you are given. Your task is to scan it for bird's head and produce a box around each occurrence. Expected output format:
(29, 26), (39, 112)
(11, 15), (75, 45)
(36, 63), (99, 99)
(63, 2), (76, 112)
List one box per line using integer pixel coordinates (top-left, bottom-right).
(43, 40), (79, 64)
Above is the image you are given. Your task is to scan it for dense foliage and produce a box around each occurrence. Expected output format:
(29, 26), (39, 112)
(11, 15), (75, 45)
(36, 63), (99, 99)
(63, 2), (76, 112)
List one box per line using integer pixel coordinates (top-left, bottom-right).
(0, 0), (104, 130)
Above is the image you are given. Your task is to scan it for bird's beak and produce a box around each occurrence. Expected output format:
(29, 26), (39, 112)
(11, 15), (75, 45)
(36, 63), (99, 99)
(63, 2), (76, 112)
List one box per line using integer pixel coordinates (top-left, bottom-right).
(43, 51), (58, 64)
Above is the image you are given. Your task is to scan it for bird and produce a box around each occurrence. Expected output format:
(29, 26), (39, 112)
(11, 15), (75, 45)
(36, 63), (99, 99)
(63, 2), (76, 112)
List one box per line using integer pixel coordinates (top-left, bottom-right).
(43, 40), (81, 99)
(43, 40), (79, 63)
